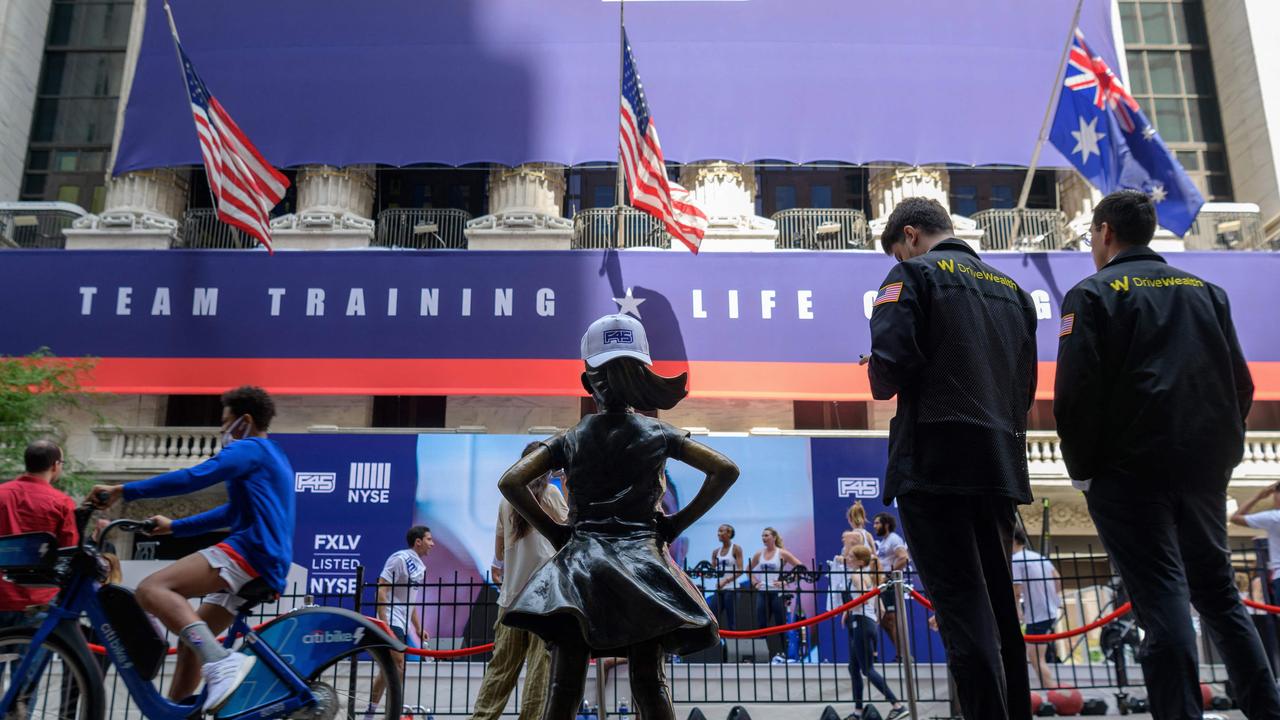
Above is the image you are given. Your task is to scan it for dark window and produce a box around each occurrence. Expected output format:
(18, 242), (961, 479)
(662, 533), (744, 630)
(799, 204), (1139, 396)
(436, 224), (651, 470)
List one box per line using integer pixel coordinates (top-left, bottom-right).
(793, 401), (868, 430)
(951, 185), (978, 217)
(592, 185), (616, 209)
(21, 1), (134, 208)
(372, 396), (447, 428)
(164, 395), (224, 427)
(810, 185), (833, 209)
(774, 185), (797, 211)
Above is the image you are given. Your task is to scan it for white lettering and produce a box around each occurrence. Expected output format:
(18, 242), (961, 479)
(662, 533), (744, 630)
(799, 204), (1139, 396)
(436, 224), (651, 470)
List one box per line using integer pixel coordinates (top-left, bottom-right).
(797, 290), (814, 319)
(1031, 289), (1052, 320)
(387, 288), (398, 317)
(760, 290), (776, 320)
(346, 288), (366, 317)
(115, 287), (132, 315)
(309, 577), (357, 595)
(314, 534), (362, 550)
(536, 288), (556, 317)
(461, 288), (472, 317)
(192, 288), (218, 316)
(728, 290), (739, 319)
(306, 288), (325, 317)
(494, 288), (513, 317)
(863, 290), (877, 319)
(150, 288), (171, 316)
(268, 288), (286, 316)
(79, 287), (97, 315)
(692, 289), (708, 319)
(420, 288), (438, 316)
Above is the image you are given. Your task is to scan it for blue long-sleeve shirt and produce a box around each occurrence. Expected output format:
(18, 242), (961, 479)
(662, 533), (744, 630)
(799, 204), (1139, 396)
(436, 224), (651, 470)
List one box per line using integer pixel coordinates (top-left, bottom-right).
(124, 437), (295, 592)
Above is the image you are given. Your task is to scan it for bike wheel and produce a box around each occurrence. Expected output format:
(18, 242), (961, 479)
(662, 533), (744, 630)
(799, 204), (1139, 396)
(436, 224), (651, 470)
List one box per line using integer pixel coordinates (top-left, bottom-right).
(303, 647), (404, 720)
(0, 626), (103, 720)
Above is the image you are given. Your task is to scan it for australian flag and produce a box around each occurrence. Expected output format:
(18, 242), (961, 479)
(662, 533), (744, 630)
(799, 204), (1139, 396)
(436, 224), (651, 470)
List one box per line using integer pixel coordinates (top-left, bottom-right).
(1049, 29), (1204, 236)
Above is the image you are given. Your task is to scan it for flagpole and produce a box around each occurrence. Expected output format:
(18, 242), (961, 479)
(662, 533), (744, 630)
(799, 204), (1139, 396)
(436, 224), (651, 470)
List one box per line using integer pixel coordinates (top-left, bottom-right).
(1011, 0), (1085, 245)
(614, 0), (626, 249)
(162, 0), (221, 223)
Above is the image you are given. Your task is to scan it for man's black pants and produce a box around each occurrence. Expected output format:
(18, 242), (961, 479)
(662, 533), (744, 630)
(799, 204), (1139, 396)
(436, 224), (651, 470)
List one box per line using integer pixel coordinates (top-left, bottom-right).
(1086, 480), (1280, 720)
(898, 492), (1030, 720)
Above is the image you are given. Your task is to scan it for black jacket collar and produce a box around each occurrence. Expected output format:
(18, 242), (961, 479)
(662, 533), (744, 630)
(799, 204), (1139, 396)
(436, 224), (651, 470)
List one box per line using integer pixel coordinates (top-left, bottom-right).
(1105, 245), (1166, 269)
(930, 237), (979, 259)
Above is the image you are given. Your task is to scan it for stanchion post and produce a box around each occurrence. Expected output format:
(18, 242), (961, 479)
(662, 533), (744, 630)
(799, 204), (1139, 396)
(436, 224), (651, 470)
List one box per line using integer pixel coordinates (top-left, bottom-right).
(892, 571), (920, 718)
(349, 565), (365, 719)
(596, 659), (609, 720)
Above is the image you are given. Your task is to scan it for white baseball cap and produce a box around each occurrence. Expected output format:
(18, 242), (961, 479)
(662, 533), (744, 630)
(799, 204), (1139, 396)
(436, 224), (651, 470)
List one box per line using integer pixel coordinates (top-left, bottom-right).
(581, 314), (652, 368)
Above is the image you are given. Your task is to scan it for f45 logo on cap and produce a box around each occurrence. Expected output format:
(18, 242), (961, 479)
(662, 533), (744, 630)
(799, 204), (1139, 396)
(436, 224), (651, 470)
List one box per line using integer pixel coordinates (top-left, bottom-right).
(604, 329), (634, 344)
(837, 477), (880, 499)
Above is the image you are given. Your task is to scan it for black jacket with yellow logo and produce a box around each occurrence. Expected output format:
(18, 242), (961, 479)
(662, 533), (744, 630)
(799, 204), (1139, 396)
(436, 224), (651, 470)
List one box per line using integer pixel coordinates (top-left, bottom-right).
(1054, 246), (1252, 489)
(869, 239), (1038, 504)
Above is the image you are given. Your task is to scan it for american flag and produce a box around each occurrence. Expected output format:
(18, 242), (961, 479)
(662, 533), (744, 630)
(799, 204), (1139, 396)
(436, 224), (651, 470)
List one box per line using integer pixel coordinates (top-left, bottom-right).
(175, 39), (288, 252)
(872, 282), (903, 307)
(619, 30), (707, 253)
(1059, 313), (1076, 337)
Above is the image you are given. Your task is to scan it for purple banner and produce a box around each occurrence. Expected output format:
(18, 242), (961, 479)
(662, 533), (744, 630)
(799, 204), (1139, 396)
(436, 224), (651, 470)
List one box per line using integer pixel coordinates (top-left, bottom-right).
(4, 249), (1276, 399)
(114, 0), (1117, 173)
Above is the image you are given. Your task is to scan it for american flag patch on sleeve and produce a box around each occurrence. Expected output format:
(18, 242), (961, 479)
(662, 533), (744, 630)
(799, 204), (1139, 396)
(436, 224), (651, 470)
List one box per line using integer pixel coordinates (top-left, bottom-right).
(1059, 313), (1076, 337)
(873, 282), (904, 306)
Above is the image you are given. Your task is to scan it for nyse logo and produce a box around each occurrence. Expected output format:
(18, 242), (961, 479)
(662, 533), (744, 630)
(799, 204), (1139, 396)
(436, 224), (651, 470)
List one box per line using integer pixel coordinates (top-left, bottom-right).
(348, 462), (391, 504)
(837, 477), (880, 499)
(295, 472), (336, 493)
(315, 534), (362, 551)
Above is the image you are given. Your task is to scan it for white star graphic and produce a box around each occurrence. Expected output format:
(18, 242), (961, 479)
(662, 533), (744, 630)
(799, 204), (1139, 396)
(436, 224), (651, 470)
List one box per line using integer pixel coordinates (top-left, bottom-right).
(1148, 183), (1167, 203)
(612, 288), (646, 319)
(1071, 116), (1106, 164)
(1142, 125), (1157, 141)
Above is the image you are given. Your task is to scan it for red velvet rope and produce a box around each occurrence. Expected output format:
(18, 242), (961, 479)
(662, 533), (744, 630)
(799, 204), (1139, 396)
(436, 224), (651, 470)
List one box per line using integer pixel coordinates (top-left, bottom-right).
(909, 587), (1138, 643)
(720, 587), (882, 639)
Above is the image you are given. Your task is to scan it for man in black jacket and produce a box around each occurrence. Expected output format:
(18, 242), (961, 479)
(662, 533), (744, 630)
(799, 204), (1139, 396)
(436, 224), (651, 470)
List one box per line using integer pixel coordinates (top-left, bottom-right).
(1055, 190), (1280, 719)
(869, 197), (1038, 720)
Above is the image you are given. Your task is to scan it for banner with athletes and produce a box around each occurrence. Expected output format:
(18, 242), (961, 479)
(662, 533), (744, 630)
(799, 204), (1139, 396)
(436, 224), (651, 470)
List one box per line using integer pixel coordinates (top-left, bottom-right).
(3, 249), (1279, 399)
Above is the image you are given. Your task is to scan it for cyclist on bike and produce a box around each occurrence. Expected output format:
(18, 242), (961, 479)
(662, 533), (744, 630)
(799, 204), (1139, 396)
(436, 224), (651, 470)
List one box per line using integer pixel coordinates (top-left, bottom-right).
(90, 386), (294, 714)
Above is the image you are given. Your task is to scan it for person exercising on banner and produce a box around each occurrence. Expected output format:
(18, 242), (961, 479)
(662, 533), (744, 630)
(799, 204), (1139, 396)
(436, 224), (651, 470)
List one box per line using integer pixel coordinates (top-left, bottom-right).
(91, 386), (295, 715)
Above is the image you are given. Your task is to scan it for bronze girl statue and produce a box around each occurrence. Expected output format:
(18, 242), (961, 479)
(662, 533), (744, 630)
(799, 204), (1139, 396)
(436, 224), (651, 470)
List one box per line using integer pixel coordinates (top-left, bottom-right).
(498, 314), (739, 720)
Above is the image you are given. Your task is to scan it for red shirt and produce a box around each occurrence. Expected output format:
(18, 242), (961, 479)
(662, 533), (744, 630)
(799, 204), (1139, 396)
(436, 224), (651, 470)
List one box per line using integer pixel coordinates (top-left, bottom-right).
(0, 475), (78, 610)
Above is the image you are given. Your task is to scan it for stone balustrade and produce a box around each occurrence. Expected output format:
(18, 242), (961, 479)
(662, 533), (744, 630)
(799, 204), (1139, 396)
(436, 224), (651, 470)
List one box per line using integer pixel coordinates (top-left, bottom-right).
(90, 426), (224, 474)
(85, 425), (1280, 482)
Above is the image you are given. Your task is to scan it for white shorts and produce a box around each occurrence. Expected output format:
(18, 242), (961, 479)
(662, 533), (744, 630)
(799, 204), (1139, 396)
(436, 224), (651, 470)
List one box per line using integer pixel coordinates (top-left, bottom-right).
(199, 544), (259, 613)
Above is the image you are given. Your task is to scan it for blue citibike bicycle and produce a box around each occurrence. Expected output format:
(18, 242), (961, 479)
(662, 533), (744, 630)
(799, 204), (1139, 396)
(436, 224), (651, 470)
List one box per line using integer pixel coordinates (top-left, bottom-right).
(0, 504), (404, 720)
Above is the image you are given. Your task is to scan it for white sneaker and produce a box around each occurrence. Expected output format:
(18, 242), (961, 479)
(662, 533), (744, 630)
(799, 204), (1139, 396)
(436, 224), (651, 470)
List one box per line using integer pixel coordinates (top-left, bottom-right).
(202, 652), (256, 714)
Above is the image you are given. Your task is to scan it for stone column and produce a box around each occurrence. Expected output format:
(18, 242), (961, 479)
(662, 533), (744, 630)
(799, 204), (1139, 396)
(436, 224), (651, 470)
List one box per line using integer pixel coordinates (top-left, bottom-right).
(867, 165), (983, 248)
(270, 164), (375, 249)
(63, 168), (190, 249)
(465, 164), (573, 250)
(675, 161), (777, 251)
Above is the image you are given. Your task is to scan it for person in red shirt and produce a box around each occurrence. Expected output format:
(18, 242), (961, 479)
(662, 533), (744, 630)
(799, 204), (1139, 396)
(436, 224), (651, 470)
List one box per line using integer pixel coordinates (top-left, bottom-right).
(0, 440), (79, 629)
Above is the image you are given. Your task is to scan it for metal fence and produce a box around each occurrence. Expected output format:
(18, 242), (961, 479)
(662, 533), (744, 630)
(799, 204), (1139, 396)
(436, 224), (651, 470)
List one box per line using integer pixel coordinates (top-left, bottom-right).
(0, 202), (85, 249)
(972, 208), (1072, 251)
(1184, 209), (1267, 250)
(84, 545), (1278, 717)
(176, 208), (261, 250)
(572, 207), (671, 250)
(771, 208), (869, 250)
(374, 209), (472, 250)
